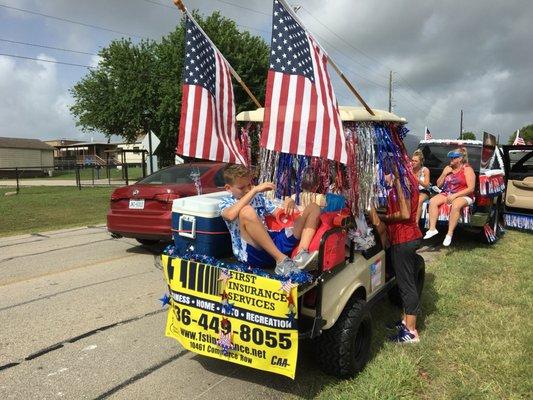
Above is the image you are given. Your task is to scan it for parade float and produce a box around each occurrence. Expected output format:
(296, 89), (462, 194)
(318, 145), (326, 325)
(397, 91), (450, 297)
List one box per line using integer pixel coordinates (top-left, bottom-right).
(160, 0), (424, 379)
(418, 132), (506, 243)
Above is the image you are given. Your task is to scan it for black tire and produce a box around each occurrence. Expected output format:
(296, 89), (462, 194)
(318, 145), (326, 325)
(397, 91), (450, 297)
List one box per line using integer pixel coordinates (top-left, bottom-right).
(136, 238), (159, 246)
(314, 298), (372, 378)
(388, 254), (425, 308)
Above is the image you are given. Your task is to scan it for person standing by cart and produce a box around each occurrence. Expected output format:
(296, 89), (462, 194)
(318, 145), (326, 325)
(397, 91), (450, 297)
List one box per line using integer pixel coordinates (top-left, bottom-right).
(370, 168), (423, 343)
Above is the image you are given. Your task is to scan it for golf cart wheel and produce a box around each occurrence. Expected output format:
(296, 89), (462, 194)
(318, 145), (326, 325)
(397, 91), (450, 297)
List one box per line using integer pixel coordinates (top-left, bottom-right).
(388, 254), (425, 308)
(314, 298), (372, 378)
(136, 238), (159, 246)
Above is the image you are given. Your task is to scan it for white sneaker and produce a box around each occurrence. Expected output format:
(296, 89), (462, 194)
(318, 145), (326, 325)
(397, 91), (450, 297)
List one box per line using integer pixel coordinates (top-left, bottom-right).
(442, 235), (453, 246)
(423, 229), (439, 239)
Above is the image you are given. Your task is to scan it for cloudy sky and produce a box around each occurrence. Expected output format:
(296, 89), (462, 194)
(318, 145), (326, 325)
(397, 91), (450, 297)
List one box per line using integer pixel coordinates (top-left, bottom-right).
(0, 0), (531, 144)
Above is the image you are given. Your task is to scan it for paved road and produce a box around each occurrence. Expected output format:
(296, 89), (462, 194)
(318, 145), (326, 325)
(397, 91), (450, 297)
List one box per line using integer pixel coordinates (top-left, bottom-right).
(0, 226), (442, 399)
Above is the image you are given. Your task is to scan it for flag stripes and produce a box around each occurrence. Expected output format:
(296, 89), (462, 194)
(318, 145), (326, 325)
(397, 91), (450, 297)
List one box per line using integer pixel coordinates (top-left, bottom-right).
(177, 16), (246, 164)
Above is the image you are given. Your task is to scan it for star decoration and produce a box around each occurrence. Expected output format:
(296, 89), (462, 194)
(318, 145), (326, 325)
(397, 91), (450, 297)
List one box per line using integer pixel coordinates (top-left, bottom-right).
(158, 293), (171, 307)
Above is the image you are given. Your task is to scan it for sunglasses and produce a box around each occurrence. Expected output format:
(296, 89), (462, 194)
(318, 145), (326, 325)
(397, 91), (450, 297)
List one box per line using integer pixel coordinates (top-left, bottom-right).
(447, 151), (462, 159)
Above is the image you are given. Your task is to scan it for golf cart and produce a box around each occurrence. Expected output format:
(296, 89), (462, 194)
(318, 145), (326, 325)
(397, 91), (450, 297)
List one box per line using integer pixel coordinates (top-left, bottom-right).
(161, 107), (425, 379)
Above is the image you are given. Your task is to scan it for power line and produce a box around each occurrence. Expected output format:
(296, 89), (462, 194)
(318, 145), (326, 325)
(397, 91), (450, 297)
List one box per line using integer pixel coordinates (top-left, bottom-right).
(0, 52), (93, 68)
(0, 37), (98, 56)
(0, 3), (146, 39)
(213, 0), (271, 17)
(300, 6), (389, 80)
(140, 0), (270, 34)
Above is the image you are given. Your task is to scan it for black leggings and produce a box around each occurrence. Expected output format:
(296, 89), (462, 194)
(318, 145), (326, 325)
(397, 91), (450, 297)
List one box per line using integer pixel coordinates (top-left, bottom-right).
(391, 239), (421, 315)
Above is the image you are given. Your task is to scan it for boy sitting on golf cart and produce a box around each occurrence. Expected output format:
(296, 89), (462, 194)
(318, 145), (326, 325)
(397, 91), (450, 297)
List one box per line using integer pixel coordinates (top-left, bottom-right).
(218, 164), (321, 275)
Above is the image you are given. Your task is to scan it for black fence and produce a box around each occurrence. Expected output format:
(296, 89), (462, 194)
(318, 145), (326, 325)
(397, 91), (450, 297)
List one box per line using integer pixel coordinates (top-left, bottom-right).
(0, 163), (148, 194)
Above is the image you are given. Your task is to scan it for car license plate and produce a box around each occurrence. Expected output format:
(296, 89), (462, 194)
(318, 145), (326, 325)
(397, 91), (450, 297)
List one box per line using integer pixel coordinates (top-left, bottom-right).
(129, 199), (145, 209)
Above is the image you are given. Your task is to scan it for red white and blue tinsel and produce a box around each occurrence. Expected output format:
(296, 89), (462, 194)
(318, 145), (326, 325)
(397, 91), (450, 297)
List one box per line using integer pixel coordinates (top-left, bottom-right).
(479, 170), (505, 197)
(504, 212), (533, 231)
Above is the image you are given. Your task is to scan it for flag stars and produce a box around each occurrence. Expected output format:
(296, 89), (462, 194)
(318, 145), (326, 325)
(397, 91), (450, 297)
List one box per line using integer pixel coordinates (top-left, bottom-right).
(268, 1), (314, 81)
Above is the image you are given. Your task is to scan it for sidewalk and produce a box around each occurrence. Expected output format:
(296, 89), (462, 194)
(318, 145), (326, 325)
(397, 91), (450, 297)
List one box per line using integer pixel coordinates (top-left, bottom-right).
(0, 179), (127, 187)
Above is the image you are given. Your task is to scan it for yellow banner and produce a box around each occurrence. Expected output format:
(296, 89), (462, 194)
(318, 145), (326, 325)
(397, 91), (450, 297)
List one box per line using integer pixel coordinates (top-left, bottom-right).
(162, 255), (299, 379)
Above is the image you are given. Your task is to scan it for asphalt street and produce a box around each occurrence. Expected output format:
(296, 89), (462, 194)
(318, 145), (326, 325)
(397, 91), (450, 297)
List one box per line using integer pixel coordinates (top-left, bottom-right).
(0, 225), (442, 399)
(0, 226), (330, 400)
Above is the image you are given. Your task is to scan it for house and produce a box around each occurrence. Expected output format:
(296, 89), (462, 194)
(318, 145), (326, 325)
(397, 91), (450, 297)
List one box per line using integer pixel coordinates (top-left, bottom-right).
(116, 140), (146, 166)
(0, 137), (54, 178)
(51, 141), (119, 168)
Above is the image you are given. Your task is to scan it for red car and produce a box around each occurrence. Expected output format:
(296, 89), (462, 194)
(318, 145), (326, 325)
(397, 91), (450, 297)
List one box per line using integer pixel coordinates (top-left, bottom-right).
(107, 162), (226, 244)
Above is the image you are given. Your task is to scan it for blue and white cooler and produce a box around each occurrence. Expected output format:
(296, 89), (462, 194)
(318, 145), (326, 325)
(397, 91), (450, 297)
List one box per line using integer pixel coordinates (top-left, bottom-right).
(171, 191), (233, 258)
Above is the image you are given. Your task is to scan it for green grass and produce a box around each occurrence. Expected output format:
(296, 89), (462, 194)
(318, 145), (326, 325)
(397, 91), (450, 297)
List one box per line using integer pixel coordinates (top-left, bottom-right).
(291, 230), (532, 399)
(0, 186), (114, 237)
(38, 166), (143, 181)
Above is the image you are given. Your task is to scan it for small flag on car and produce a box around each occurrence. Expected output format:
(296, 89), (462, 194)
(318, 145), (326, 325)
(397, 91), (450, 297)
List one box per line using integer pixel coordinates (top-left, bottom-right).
(424, 126), (432, 140)
(513, 129), (525, 145)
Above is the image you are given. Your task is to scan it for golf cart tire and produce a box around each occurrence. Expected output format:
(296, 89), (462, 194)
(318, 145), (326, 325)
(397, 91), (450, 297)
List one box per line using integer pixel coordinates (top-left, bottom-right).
(136, 238), (160, 246)
(314, 298), (372, 378)
(388, 254), (426, 308)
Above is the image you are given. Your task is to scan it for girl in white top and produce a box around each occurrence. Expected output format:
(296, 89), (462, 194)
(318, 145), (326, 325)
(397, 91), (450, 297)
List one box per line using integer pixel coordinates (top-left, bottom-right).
(411, 150), (430, 223)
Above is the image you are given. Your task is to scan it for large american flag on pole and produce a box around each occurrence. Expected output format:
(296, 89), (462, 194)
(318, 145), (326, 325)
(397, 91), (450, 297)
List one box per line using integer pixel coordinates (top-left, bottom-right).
(177, 16), (246, 164)
(261, 0), (347, 164)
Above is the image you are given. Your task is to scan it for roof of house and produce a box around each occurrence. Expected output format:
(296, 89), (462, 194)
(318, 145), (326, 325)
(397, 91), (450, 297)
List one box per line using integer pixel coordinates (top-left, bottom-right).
(0, 137), (54, 150)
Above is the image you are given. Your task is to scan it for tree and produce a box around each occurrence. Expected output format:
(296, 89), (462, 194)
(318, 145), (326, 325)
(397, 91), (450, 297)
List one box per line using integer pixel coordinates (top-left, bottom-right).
(459, 131), (476, 140)
(70, 12), (269, 167)
(508, 124), (533, 144)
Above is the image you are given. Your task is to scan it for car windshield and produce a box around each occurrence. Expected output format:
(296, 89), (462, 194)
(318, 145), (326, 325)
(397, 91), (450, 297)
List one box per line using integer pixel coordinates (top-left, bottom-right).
(138, 166), (211, 185)
(418, 144), (482, 171)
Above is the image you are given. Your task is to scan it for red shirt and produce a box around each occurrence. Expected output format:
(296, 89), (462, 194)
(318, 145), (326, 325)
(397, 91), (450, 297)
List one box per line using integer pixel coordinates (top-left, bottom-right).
(442, 164), (470, 195)
(386, 184), (422, 245)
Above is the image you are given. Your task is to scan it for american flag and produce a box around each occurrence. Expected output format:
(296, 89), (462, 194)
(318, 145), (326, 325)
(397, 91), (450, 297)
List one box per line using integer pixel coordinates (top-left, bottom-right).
(280, 279), (297, 295)
(513, 130), (525, 145)
(424, 126), (432, 140)
(261, 0), (347, 164)
(177, 16), (246, 164)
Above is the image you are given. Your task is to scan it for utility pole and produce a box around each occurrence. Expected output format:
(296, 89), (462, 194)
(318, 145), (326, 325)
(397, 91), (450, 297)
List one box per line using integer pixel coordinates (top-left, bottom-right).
(388, 70), (393, 112)
(460, 109), (463, 140)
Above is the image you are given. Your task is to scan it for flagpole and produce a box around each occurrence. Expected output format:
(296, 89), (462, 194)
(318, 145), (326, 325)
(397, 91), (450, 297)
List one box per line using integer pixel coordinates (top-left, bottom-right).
(278, 0), (375, 116)
(173, 0), (262, 109)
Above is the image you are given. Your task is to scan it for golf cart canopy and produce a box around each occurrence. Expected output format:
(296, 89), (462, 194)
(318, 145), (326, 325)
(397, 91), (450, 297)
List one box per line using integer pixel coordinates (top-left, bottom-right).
(236, 106), (407, 123)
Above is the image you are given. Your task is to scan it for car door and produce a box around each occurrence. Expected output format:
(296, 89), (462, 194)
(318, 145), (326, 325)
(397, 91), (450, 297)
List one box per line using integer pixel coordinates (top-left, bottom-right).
(503, 146), (533, 212)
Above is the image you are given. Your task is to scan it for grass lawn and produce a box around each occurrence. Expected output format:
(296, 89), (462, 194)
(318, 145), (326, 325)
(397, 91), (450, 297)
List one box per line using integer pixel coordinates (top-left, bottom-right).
(0, 186), (114, 237)
(294, 230), (532, 399)
(43, 166), (144, 181)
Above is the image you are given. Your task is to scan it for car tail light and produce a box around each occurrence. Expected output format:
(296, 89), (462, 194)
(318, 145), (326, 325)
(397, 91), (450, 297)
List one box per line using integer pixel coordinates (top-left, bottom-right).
(154, 193), (180, 203)
(476, 196), (492, 207)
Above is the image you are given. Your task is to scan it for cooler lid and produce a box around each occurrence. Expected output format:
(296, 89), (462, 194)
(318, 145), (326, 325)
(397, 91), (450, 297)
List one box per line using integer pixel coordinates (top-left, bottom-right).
(172, 191), (230, 217)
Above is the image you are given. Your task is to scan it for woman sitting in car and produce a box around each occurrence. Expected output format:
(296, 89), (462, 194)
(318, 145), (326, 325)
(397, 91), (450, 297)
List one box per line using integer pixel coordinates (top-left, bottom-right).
(423, 147), (475, 246)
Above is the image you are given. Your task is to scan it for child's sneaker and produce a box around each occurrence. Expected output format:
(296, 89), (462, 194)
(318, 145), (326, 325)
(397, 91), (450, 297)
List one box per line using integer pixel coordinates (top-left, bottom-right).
(389, 327), (420, 343)
(293, 249), (318, 270)
(385, 320), (406, 331)
(275, 257), (299, 276)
